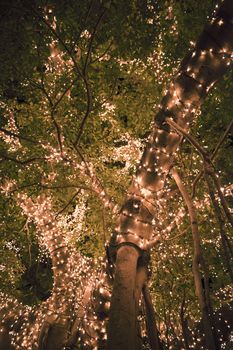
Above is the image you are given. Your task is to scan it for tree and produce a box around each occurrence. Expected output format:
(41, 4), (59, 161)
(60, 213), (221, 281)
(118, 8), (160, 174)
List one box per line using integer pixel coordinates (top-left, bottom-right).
(107, 1), (233, 349)
(0, 1), (232, 350)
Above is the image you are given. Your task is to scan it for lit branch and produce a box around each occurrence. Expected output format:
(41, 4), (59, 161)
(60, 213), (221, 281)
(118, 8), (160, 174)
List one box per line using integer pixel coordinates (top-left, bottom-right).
(83, 9), (106, 74)
(171, 168), (217, 350)
(0, 152), (46, 165)
(75, 8), (106, 145)
(29, 4), (94, 148)
(166, 118), (209, 160)
(192, 118), (233, 197)
(167, 118), (233, 228)
(55, 189), (81, 217)
(74, 145), (119, 214)
(0, 127), (38, 145)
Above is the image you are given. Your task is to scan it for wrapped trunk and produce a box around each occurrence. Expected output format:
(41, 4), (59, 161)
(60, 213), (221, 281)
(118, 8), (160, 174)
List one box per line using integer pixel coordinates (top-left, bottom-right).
(107, 1), (233, 348)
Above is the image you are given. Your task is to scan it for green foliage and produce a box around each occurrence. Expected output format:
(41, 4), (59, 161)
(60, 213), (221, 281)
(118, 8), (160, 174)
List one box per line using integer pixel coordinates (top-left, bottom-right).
(0, 1), (232, 345)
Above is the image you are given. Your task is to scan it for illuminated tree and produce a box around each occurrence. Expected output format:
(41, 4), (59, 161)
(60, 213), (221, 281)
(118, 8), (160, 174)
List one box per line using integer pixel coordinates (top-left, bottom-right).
(0, 1), (232, 350)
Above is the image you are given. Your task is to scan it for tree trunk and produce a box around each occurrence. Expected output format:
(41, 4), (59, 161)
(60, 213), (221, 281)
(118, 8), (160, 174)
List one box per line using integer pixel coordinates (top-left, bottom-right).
(107, 245), (140, 350)
(107, 0), (233, 348)
(143, 284), (164, 350)
(0, 324), (15, 350)
(172, 168), (218, 350)
(38, 320), (69, 350)
(19, 195), (74, 350)
(134, 259), (149, 350)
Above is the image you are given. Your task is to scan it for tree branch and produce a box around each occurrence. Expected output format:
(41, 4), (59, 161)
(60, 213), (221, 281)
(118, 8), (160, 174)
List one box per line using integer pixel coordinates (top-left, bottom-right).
(55, 189), (81, 217)
(171, 167), (217, 350)
(73, 144), (119, 214)
(0, 153), (46, 165)
(167, 118), (233, 228)
(166, 118), (209, 160)
(205, 174), (233, 282)
(192, 118), (233, 198)
(0, 127), (38, 145)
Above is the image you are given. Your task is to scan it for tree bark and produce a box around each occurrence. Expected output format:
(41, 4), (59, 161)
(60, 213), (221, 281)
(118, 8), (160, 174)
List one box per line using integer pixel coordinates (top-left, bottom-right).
(38, 320), (69, 350)
(134, 259), (149, 350)
(0, 324), (15, 350)
(107, 245), (140, 350)
(143, 284), (164, 350)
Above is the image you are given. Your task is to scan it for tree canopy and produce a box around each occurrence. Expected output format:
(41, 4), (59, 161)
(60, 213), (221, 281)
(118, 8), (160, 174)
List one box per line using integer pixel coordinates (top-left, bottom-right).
(0, 1), (232, 350)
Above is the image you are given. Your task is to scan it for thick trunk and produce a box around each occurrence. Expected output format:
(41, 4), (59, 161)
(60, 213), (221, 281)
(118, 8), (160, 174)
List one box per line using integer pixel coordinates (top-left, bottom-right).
(38, 320), (69, 350)
(19, 196), (74, 350)
(37, 251), (72, 350)
(107, 245), (140, 350)
(107, 1), (233, 348)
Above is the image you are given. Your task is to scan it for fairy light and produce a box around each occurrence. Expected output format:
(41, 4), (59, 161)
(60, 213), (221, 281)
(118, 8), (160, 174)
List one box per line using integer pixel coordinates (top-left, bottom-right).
(0, 192), (112, 349)
(0, 107), (22, 152)
(0, 1), (232, 349)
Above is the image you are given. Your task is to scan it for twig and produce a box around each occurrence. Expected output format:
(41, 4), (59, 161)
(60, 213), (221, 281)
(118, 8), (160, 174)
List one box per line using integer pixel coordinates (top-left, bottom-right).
(73, 77), (92, 146)
(211, 119), (233, 159)
(55, 189), (81, 217)
(9, 182), (91, 194)
(52, 78), (79, 112)
(70, 0), (95, 52)
(90, 40), (113, 64)
(180, 290), (190, 350)
(29, 4), (92, 147)
(30, 6), (83, 79)
(74, 9), (106, 145)
(30, 5), (107, 146)
(0, 127), (38, 144)
(20, 219), (32, 265)
(0, 153), (46, 165)
(51, 112), (64, 154)
(83, 9), (106, 74)
(165, 228), (189, 241)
